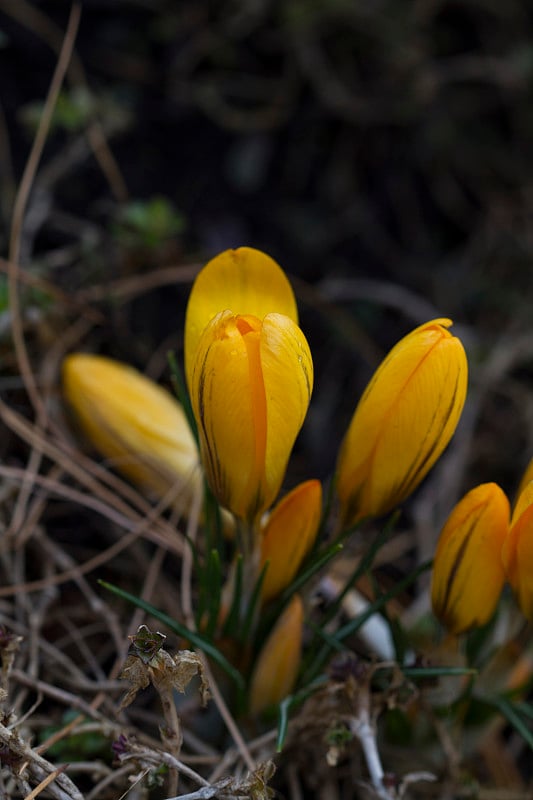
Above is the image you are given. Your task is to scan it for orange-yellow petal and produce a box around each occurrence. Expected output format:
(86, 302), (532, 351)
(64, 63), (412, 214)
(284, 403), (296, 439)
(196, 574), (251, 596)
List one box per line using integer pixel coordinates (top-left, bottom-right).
(260, 480), (322, 602)
(184, 247), (298, 389)
(502, 483), (533, 620)
(62, 354), (201, 510)
(431, 482), (509, 635)
(249, 594), (303, 715)
(515, 457), (533, 509)
(190, 311), (312, 521)
(261, 313), (313, 497)
(336, 318), (468, 525)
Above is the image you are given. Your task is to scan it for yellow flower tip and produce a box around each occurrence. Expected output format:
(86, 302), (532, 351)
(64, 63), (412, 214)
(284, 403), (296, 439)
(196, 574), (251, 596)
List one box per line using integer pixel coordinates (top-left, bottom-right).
(515, 457), (533, 508)
(260, 479), (322, 603)
(335, 318), (468, 526)
(249, 594), (304, 715)
(502, 483), (533, 620)
(431, 482), (510, 635)
(191, 311), (313, 522)
(62, 353), (201, 508)
(184, 247), (298, 389)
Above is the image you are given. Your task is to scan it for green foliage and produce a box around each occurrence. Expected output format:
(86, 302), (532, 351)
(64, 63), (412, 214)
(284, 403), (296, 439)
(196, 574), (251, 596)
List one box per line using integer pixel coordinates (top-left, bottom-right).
(20, 88), (95, 134)
(128, 624), (167, 663)
(112, 196), (185, 251)
(41, 712), (110, 761)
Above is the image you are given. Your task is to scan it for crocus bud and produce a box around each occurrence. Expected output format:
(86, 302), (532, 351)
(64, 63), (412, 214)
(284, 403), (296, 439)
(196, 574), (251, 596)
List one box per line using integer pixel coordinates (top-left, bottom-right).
(260, 480), (322, 603)
(502, 482), (533, 620)
(249, 594), (303, 715)
(431, 483), (509, 635)
(184, 247), (298, 390)
(62, 354), (201, 510)
(190, 310), (313, 523)
(336, 318), (468, 526)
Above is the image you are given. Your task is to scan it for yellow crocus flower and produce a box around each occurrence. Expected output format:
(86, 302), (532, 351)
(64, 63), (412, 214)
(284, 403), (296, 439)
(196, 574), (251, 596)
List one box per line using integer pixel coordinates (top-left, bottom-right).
(190, 310), (313, 523)
(431, 483), (509, 635)
(249, 594), (303, 715)
(260, 480), (322, 602)
(62, 354), (202, 510)
(336, 318), (468, 526)
(184, 247), (298, 389)
(502, 481), (533, 620)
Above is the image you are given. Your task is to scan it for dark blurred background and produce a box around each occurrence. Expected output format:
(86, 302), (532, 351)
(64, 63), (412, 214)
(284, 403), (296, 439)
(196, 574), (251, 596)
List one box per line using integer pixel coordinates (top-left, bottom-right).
(1, 0), (533, 520)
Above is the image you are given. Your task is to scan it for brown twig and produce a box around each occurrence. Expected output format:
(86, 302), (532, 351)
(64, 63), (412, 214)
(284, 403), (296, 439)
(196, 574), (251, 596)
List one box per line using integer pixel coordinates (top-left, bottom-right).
(7, 3), (82, 548)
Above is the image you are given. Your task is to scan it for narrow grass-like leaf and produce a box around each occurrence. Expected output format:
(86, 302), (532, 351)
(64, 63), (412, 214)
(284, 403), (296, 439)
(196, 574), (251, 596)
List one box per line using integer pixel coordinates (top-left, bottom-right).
(302, 560), (431, 683)
(305, 617), (345, 654)
(516, 701), (533, 721)
(276, 676), (327, 752)
(240, 562), (268, 645)
(335, 560), (431, 642)
(318, 514), (398, 635)
(280, 542), (343, 603)
(203, 549), (222, 639)
(221, 555), (243, 639)
(167, 350), (198, 443)
(202, 479), (226, 559)
(99, 580), (244, 691)
(489, 695), (533, 750)
(402, 666), (477, 679)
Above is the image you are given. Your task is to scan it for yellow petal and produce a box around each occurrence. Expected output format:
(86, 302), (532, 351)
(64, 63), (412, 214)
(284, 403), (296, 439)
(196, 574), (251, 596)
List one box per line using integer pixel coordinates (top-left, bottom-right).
(502, 484), (533, 619)
(62, 354), (201, 510)
(514, 458), (533, 514)
(511, 472), (533, 525)
(184, 247), (298, 389)
(249, 594), (303, 715)
(431, 483), (509, 635)
(261, 313), (313, 496)
(260, 480), (322, 602)
(336, 318), (468, 525)
(191, 311), (313, 521)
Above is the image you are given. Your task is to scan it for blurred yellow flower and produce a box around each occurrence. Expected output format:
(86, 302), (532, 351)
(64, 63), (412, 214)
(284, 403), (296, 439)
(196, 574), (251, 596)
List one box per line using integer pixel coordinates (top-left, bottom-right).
(62, 354), (201, 511)
(336, 318), (468, 526)
(431, 483), (509, 635)
(260, 479), (322, 603)
(249, 594), (303, 715)
(190, 310), (313, 522)
(502, 481), (533, 620)
(184, 247), (298, 390)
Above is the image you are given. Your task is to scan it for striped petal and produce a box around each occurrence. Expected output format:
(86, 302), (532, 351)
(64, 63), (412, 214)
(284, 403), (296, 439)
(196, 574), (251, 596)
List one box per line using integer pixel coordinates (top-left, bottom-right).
(261, 313), (313, 497)
(184, 247), (298, 390)
(190, 311), (313, 522)
(336, 318), (468, 525)
(502, 482), (533, 620)
(431, 483), (509, 635)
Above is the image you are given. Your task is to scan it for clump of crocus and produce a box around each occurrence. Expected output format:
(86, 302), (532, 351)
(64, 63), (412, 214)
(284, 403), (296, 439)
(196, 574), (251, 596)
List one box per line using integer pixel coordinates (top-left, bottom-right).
(249, 594), (304, 715)
(431, 483), (510, 635)
(62, 248), (477, 726)
(336, 318), (468, 526)
(186, 251), (313, 524)
(502, 481), (533, 620)
(62, 354), (202, 511)
(259, 480), (322, 603)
